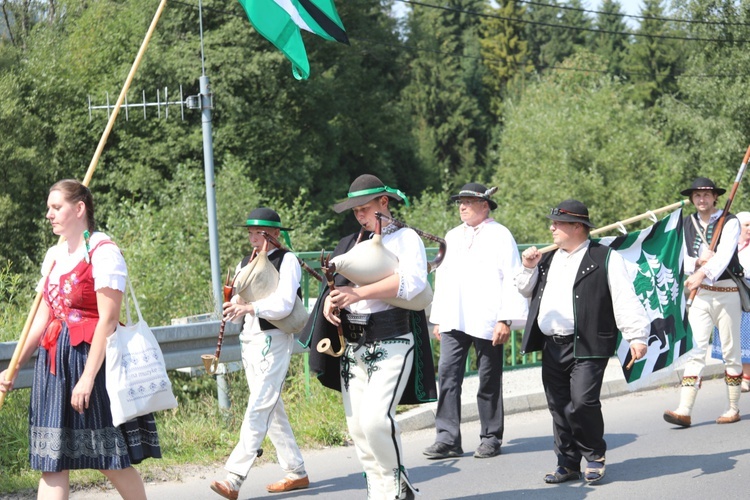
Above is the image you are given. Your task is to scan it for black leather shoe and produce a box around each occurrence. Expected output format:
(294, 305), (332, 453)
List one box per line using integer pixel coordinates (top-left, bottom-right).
(423, 442), (463, 459)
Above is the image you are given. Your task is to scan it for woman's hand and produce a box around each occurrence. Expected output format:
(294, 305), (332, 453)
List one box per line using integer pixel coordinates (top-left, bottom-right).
(223, 300), (253, 322)
(323, 295), (341, 326)
(71, 375), (95, 414)
(0, 369), (16, 393)
(328, 286), (361, 310)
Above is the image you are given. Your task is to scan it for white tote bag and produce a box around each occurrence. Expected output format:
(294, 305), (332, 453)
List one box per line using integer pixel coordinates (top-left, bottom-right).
(105, 278), (178, 426)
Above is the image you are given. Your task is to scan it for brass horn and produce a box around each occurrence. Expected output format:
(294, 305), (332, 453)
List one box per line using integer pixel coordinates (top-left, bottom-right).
(316, 250), (347, 357)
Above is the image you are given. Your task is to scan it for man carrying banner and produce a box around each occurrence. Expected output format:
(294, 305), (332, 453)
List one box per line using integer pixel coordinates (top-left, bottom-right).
(664, 177), (744, 427)
(516, 199), (649, 485)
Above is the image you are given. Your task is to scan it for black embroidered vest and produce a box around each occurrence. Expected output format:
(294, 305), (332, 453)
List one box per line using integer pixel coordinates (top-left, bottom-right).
(521, 242), (618, 358)
(683, 213), (743, 281)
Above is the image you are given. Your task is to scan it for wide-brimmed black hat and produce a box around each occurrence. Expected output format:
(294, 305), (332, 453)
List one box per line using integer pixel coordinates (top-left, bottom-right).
(680, 177), (726, 196)
(332, 174), (409, 213)
(546, 199), (595, 228)
(236, 207), (292, 231)
(450, 182), (498, 210)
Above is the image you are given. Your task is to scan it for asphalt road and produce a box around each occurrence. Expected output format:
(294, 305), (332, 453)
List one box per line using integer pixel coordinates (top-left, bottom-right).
(69, 377), (750, 500)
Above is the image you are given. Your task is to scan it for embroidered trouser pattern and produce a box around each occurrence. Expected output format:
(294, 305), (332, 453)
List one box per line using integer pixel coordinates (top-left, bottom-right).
(341, 334), (414, 499)
(225, 329), (305, 479)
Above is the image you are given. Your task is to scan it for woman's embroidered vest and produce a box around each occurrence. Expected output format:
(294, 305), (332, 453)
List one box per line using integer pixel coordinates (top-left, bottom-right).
(41, 241), (117, 374)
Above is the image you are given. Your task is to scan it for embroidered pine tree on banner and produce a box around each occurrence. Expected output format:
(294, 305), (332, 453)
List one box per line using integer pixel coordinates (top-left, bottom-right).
(238, 0), (349, 80)
(597, 209), (693, 389)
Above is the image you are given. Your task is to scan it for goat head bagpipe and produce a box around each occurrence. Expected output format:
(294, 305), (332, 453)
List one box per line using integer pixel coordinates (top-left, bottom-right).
(232, 236), (310, 334)
(201, 235), (314, 374)
(299, 215), (440, 404)
(324, 213), (445, 311)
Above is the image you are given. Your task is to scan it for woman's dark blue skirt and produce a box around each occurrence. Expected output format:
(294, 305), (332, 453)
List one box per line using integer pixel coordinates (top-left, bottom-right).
(712, 312), (750, 364)
(29, 324), (162, 471)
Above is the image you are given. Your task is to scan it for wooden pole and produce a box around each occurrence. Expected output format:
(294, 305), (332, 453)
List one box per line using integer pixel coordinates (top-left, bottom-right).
(0, 0), (169, 411)
(536, 199), (692, 254)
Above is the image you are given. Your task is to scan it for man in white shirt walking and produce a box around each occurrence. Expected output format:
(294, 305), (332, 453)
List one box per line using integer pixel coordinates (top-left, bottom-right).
(516, 199), (649, 485)
(424, 183), (528, 460)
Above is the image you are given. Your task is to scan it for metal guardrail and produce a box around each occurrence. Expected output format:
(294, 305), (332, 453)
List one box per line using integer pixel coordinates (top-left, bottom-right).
(0, 322), (537, 391)
(1, 245), (544, 389)
(0, 320), (246, 390)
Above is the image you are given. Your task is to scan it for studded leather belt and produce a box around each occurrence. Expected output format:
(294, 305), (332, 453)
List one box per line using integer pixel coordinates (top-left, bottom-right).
(341, 308), (411, 346)
(699, 284), (739, 292)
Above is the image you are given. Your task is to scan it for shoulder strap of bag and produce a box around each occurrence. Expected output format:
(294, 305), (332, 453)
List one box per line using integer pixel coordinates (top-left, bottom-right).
(122, 276), (144, 326)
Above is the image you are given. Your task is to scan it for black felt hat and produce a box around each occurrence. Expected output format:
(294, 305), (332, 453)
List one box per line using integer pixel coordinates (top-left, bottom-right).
(680, 177), (726, 196)
(546, 199), (595, 228)
(236, 207), (292, 231)
(332, 174), (408, 213)
(449, 182), (498, 210)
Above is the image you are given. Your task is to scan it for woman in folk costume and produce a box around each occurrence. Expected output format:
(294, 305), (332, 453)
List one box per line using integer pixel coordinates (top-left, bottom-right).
(0, 179), (160, 499)
(210, 208), (309, 500)
(712, 211), (750, 392)
(301, 174), (437, 500)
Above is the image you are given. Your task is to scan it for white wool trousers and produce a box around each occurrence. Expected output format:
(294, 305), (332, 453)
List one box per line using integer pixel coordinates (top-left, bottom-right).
(684, 281), (743, 377)
(225, 329), (305, 479)
(341, 334), (415, 499)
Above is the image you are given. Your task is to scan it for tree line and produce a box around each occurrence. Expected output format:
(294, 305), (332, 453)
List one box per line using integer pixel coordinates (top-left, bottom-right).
(2, 0), (750, 331)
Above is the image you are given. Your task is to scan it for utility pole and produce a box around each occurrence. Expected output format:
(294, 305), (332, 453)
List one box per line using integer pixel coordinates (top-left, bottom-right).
(197, 0), (223, 321)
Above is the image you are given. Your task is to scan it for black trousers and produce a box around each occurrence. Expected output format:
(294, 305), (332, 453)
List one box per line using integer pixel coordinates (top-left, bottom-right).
(541, 339), (608, 470)
(434, 330), (504, 449)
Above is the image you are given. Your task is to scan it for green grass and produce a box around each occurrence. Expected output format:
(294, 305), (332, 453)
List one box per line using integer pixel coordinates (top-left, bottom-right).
(0, 356), (350, 496)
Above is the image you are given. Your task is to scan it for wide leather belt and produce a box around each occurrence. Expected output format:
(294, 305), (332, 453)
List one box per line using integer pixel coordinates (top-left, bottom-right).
(699, 284), (739, 293)
(546, 334), (574, 345)
(341, 308), (411, 348)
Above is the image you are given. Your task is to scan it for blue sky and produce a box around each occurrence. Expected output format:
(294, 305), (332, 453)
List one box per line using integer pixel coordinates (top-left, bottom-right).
(595, 0), (644, 27)
(393, 1), (647, 23)
(614, 0), (644, 17)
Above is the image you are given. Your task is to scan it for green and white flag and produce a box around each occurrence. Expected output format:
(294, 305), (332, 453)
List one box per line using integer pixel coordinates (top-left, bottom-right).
(597, 208), (693, 389)
(238, 0), (349, 80)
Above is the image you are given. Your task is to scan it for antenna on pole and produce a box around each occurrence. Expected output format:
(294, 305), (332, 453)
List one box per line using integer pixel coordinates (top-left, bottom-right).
(87, 0), (223, 327)
(88, 86), (192, 121)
